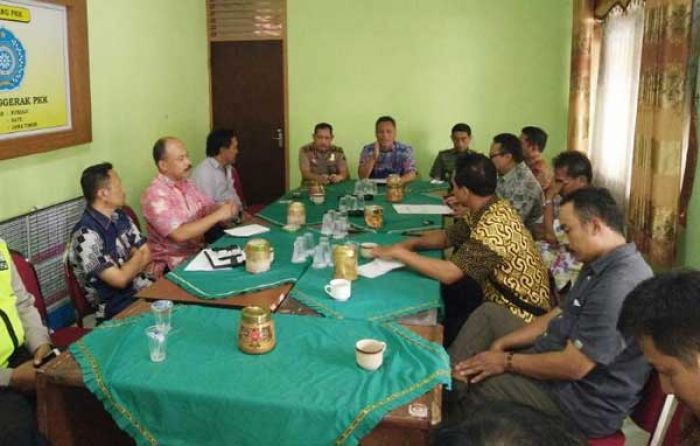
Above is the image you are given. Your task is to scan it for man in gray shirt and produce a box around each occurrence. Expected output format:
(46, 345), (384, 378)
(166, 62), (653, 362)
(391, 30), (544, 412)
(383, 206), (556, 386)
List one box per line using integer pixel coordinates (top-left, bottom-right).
(191, 128), (243, 210)
(489, 133), (544, 234)
(448, 188), (652, 439)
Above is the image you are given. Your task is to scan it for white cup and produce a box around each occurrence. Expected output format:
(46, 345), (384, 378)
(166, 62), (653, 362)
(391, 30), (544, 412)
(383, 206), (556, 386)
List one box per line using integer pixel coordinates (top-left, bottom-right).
(310, 193), (325, 205)
(359, 242), (378, 259)
(324, 278), (351, 301)
(355, 339), (387, 371)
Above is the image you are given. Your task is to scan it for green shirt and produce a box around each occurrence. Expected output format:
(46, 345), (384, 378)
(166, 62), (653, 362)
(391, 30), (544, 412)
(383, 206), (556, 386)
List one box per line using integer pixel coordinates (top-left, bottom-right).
(429, 147), (471, 181)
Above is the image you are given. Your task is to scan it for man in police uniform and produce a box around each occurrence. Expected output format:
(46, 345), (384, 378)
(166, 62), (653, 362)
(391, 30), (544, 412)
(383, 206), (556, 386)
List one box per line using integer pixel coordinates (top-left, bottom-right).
(298, 122), (349, 186)
(0, 239), (52, 445)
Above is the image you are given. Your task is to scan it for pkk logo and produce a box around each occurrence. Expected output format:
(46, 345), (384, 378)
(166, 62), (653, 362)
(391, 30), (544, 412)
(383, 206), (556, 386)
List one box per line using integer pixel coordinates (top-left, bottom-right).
(0, 28), (25, 91)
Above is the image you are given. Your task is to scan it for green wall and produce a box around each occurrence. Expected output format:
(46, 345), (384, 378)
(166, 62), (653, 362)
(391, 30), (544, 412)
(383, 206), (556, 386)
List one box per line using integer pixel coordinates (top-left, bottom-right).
(287, 0), (573, 187)
(679, 166), (700, 268)
(678, 71), (700, 268)
(0, 0), (210, 222)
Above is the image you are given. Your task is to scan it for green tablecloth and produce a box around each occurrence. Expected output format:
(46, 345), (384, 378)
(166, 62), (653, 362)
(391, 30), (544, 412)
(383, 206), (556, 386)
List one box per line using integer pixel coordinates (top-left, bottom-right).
(257, 180), (448, 233)
(290, 233), (442, 322)
(166, 227), (309, 299)
(70, 305), (451, 446)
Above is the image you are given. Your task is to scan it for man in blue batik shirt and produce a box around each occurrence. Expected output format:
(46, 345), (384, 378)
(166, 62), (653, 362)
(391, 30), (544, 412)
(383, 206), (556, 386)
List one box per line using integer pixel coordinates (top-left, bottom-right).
(69, 163), (154, 321)
(358, 116), (417, 183)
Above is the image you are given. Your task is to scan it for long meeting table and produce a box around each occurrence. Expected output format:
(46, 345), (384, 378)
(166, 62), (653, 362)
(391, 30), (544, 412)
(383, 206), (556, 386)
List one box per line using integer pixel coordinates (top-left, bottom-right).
(36, 180), (452, 446)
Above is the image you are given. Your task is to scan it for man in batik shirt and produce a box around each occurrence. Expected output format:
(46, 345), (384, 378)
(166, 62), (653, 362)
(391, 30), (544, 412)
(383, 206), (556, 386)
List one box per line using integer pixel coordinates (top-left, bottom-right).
(358, 116), (417, 183)
(69, 163), (153, 320)
(141, 137), (237, 276)
(372, 153), (550, 346)
(537, 151), (591, 291)
(490, 133), (544, 234)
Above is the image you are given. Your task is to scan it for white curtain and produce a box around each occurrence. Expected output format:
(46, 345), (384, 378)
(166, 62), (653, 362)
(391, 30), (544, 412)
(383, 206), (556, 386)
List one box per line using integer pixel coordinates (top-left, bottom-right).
(589, 1), (645, 208)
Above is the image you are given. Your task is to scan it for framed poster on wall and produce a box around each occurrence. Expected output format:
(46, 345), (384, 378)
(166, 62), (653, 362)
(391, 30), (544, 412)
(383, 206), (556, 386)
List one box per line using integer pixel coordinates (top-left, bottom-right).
(0, 0), (90, 161)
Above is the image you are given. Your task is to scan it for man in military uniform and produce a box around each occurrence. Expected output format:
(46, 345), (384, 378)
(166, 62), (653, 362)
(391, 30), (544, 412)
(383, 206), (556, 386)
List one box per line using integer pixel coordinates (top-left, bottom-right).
(298, 122), (349, 186)
(430, 122), (472, 183)
(0, 239), (53, 445)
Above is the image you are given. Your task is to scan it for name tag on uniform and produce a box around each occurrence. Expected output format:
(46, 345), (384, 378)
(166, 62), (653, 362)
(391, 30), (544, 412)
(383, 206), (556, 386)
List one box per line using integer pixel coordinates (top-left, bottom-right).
(573, 299), (581, 307)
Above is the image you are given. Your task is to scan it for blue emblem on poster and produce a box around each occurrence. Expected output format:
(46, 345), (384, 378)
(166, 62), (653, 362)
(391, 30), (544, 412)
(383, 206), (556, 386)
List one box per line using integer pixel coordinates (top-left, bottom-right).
(0, 28), (25, 91)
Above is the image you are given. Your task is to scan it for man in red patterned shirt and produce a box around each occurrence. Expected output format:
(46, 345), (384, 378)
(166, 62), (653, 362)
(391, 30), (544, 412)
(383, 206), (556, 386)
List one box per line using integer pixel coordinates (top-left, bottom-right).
(141, 137), (238, 276)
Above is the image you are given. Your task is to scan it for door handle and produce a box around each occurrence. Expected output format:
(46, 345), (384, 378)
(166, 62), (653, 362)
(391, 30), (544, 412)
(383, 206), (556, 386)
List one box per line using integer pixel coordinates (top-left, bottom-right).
(273, 128), (284, 149)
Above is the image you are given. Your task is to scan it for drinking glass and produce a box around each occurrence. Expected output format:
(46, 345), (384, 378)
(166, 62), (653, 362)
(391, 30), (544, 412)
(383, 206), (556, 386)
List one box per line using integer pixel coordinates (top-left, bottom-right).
(145, 326), (167, 362)
(151, 300), (172, 333)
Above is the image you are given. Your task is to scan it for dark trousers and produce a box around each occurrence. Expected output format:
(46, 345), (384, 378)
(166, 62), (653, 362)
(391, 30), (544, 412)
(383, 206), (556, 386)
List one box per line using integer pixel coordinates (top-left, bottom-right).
(104, 292), (136, 321)
(441, 276), (483, 348)
(1, 347), (43, 446)
(204, 225), (226, 244)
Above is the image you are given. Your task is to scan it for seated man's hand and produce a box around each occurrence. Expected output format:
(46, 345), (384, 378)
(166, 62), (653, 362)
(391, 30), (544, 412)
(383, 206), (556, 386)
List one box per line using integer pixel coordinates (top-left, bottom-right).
(10, 359), (38, 392)
(214, 201), (238, 223)
(444, 196), (467, 218)
(136, 244), (152, 268)
(370, 244), (407, 261)
(546, 180), (563, 202)
(328, 174), (342, 184)
(489, 339), (506, 352)
(452, 351), (508, 384)
(33, 343), (52, 366)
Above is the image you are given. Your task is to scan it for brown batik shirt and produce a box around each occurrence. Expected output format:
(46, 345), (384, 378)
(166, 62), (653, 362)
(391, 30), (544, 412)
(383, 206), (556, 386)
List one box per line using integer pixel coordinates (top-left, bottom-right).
(445, 197), (551, 323)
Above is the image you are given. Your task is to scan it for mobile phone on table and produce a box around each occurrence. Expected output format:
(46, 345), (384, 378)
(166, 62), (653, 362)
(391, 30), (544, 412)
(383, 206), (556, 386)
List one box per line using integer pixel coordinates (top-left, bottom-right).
(34, 347), (61, 368)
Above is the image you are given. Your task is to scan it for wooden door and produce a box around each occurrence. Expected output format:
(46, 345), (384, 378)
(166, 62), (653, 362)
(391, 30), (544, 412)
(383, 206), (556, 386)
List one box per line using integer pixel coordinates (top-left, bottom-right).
(210, 40), (286, 205)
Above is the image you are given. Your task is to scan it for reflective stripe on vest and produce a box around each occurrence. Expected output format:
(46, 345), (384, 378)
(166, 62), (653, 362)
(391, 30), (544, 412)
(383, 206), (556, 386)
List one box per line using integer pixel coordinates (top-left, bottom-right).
(0, 241), (25, 368)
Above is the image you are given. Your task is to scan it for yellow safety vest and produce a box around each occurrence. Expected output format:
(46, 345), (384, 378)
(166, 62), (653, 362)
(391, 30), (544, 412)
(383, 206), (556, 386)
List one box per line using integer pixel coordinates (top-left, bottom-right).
(0, 241), (25, 368)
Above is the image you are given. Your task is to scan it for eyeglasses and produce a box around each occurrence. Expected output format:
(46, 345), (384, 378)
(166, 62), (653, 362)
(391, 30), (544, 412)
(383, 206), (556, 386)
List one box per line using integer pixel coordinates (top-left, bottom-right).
(489, 152), (506, 160)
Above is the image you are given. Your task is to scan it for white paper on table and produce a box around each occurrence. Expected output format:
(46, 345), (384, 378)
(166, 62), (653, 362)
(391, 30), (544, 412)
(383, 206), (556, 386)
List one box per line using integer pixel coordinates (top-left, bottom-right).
(429, 179), (445, 185)
(358, 259), (405, 279)
(224, 224), (270, 237)
(369, 178), (387, 184)
(184, 250), (215, 272)
(392, 204), (453, 215)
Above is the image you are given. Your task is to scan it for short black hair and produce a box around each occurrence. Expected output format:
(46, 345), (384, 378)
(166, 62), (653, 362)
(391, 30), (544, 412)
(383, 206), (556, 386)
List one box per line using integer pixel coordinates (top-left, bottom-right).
(81, 162), (113, 204)
(553, 151), (593, 183)
(153, 137), (172, 165)
(314, 122), (333, 134)
(375, 115), (396, 129)
(521, 126), (548, 152)
(619, 270), (700, 367)
(453, 152), (497, 197)
(435, 401), (586, 446)
(560, 187), (624, 235)
(493, 133), (523, 163)
(451, 123), (472, 136)
(206, 129), (236, 157)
